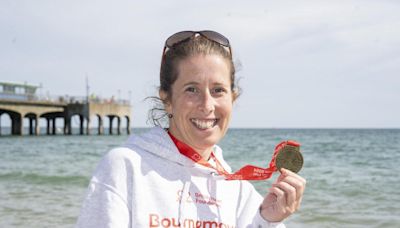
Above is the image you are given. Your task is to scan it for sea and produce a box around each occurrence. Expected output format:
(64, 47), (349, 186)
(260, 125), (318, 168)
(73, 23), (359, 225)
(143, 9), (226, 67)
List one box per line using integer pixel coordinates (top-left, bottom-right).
(0, 128), (399, 228)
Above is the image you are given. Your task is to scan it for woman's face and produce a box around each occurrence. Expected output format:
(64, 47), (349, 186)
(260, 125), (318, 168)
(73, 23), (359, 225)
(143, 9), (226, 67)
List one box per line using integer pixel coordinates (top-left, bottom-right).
(162, 54), (233, 154)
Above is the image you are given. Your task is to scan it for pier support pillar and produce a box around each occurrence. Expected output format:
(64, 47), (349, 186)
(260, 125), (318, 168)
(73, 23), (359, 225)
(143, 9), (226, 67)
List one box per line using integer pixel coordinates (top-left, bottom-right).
(64, 117), (72, 135)
(52, 118), (56, 135)
(65, 116), (72, 135)
(86, 117), (91, 135)
(68, 118), (72, 135)
(126, 117), (131, 134)
(117, 117), (121, 135)
(35, 116), (40, 135)
(29, 117), (34, 135)
(46, 118), (50, 135)
(79, 115), (84, 135)
(109, 116), (114, 135)
(98, 116), (104, 135)
(63, 117), (68, 135)
(11, 114), (23, 135)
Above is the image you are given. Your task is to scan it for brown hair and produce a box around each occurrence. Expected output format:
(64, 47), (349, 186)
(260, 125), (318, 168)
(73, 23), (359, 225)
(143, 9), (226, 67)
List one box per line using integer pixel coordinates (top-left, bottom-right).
(148, 35), (240, 127)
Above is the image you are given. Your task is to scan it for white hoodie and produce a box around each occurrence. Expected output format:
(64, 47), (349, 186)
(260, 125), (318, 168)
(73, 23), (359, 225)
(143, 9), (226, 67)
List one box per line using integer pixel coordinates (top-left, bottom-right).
(76, 127), (285, 228)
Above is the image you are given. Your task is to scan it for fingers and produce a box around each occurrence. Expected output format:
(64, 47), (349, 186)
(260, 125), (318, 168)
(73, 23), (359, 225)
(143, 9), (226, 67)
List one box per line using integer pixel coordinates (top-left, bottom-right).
(269, 184), (285, 206)
(267, 184), (286, 215)
(281, 168), (306, 200)
(272, 181), (296, 212)
(261, 169), (306, 222)
(273, 168), (306, 211)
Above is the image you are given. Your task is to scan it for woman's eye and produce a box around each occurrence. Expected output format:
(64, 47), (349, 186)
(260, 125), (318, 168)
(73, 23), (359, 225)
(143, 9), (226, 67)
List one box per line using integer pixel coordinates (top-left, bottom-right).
(185, 87), (197, 93)
(213, 87), (227, 94)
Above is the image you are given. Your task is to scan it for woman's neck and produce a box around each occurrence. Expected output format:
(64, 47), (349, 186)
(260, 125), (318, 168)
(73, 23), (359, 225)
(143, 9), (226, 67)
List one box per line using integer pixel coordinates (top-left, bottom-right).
(167, 130), (213, 161)
(194, 147), (213, 161)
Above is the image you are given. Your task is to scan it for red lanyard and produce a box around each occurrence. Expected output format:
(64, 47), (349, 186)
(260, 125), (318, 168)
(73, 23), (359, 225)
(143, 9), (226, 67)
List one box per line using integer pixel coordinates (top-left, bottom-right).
(168, 131), (300, 181)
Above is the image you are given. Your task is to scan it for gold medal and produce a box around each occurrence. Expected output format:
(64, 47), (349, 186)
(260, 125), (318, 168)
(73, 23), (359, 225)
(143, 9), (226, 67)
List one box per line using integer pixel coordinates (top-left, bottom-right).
(276, 144), (303, 173)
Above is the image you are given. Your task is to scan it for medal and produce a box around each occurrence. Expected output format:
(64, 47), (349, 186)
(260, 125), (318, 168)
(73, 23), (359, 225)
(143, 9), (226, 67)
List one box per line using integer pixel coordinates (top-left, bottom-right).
(275, 144), (303, 173)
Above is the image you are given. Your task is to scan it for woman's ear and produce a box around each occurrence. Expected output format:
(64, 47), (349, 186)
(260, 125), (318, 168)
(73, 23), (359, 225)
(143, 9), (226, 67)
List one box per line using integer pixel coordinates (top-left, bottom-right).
(232, 88), (239, 102)
(159, 90), (172, 114)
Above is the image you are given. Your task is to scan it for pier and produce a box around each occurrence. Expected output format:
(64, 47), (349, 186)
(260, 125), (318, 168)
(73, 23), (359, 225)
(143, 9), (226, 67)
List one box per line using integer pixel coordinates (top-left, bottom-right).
(0, 82), (131, 136)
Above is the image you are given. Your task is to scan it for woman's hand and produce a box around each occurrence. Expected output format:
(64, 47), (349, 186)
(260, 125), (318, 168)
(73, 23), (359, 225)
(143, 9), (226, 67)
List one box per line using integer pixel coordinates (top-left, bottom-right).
(260, 168), (306, 222)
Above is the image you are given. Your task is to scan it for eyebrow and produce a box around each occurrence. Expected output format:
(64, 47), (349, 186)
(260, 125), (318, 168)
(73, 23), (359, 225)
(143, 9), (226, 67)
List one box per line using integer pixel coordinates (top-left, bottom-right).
(182, 81), (229, 87)
(183, 82), (199, 87)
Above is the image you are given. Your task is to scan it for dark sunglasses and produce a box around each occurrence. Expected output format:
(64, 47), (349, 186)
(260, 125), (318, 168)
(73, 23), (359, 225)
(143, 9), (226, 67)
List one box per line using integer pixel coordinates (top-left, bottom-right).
(162, 30), (232, 58)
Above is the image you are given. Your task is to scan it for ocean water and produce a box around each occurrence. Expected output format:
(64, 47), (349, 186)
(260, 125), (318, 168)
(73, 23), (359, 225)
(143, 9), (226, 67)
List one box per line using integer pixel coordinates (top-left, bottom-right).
(0, 128), (399, 228)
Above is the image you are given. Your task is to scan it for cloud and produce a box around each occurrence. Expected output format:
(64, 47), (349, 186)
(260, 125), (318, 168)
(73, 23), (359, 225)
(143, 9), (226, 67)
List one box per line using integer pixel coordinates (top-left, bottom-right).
(1, 0), (399, 127)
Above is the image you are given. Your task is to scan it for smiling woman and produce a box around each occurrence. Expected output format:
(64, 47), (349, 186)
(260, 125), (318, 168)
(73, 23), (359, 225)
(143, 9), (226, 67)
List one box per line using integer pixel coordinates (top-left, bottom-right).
(162, 53), (234, 160)
(75, 30), (306, 228)
(154, 31), (239, 161)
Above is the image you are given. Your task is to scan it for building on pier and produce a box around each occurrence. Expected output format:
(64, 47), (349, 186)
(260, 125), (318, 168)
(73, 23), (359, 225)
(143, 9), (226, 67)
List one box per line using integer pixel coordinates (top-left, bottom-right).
(0, 82), (131, 136)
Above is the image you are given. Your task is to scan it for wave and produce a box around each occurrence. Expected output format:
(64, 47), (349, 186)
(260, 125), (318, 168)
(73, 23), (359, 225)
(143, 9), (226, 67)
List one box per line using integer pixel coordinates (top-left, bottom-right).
(0, 172), (89, 186)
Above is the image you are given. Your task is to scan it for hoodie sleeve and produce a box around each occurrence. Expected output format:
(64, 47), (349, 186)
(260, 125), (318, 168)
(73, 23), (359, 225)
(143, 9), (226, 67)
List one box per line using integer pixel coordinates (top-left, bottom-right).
(75, 148), (134, 228)
(237, 182), (286, 228)
(251, 209), (286, 228)
(75, 181), (130, 228)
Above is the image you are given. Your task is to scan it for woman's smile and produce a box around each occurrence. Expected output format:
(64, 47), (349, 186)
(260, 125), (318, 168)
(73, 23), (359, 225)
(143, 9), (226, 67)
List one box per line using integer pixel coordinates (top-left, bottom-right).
(190, 118), (219, 130)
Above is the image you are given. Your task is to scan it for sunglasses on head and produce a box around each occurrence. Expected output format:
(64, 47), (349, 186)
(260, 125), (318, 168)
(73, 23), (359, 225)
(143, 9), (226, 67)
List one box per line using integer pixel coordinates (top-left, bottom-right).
(162, 30), (232, 58)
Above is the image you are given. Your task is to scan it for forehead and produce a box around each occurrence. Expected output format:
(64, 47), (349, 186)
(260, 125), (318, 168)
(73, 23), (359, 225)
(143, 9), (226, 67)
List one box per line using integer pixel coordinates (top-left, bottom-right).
(175, 54), (231, 85)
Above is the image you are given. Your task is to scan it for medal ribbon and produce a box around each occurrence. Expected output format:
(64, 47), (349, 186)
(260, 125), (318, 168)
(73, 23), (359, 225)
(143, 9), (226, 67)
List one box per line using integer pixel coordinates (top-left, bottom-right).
(168, 131), (300, 181)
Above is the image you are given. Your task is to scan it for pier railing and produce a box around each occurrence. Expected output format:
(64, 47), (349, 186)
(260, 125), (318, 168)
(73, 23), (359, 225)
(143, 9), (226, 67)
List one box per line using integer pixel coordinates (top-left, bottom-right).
(0, 92), (130, 105)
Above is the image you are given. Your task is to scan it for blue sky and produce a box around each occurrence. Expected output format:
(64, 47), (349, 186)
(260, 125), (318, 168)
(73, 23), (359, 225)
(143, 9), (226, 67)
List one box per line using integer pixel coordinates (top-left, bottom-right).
(1, 0), (399, 128)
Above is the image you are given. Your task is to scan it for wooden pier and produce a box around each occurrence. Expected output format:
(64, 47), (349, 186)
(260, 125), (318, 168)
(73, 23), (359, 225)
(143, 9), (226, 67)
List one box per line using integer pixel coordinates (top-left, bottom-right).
(0, 82), (131, 136)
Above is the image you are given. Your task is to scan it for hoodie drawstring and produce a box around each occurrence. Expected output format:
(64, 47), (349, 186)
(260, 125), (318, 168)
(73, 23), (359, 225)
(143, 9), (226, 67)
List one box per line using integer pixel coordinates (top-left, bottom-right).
(178, 180), (190, 227)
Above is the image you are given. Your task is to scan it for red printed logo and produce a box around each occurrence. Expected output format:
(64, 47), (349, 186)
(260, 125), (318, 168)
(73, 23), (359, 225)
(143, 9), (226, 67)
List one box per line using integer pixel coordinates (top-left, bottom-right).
(149, 213), (235, 228)
(176, 190), (221, 207)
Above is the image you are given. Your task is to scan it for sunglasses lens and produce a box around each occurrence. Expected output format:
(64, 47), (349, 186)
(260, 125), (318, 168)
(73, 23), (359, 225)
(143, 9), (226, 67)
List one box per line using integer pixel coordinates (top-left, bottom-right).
(201, 31), (230, 47)
(165, 31), (194, 47)
(164, 30), (232, 57)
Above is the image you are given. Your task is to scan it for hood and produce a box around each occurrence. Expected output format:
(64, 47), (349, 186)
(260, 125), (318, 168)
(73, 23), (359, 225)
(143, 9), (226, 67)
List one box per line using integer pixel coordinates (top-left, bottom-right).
(123, 127), (232, 175)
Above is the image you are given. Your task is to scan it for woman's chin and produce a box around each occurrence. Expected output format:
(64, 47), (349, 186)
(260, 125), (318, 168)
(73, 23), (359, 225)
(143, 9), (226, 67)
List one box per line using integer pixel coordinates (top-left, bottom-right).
(191, 126), (218, 139)
(192, 134), (220, 149)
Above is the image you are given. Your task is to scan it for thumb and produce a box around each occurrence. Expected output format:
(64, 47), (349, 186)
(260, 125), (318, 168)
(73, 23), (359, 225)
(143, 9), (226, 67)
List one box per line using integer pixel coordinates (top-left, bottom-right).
(275, 168), (288, 183)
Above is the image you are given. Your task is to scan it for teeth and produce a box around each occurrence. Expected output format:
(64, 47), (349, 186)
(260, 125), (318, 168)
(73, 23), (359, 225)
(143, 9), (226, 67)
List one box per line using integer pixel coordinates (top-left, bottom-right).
(190, 119), (217, 130)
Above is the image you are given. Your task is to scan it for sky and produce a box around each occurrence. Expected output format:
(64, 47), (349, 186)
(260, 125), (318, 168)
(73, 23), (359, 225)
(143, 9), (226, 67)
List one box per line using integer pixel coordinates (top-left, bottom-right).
(1, 0), (399, 128)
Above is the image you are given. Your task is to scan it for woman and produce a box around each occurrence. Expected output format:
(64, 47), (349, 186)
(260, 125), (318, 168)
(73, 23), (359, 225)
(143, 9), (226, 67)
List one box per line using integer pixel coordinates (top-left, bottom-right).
(76, 30), (306, 228)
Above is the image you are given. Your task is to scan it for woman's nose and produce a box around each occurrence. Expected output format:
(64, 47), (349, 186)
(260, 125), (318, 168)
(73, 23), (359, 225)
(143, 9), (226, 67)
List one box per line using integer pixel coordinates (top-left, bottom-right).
(199, 91), (215, 114)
